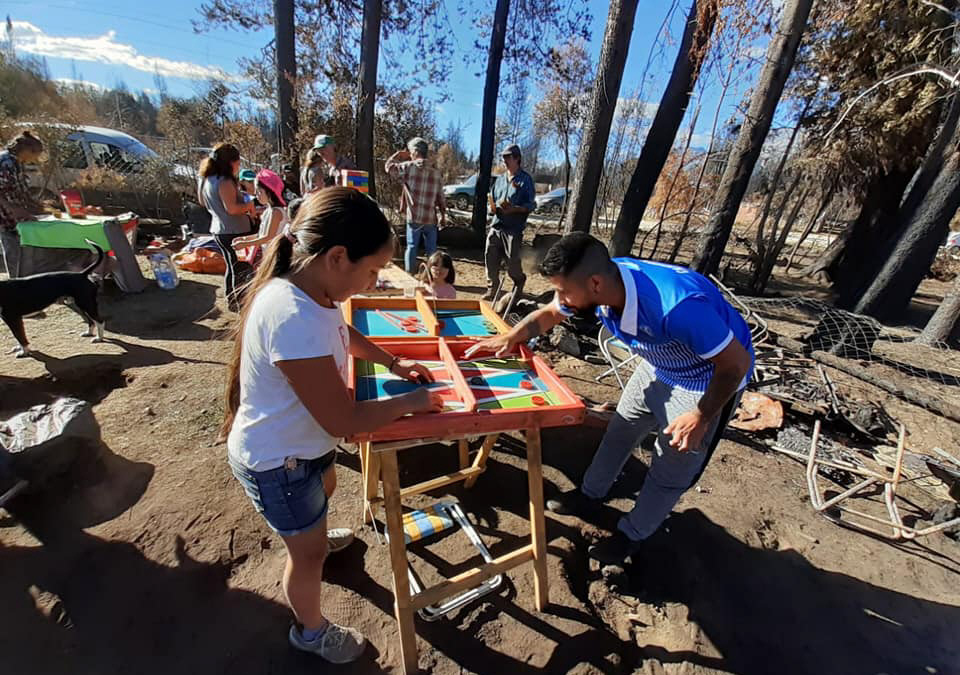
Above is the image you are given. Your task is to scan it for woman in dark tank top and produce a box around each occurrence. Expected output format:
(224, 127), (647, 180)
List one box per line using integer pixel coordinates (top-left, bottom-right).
(197, 143), (255, 311)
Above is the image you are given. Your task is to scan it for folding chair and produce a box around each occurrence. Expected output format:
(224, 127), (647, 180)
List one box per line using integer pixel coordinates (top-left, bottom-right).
(595, 324), (639, 389)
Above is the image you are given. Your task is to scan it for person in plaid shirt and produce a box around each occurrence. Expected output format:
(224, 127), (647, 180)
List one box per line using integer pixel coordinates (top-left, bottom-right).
(386, 137), (447, 273)
(0, 131), (44, 277)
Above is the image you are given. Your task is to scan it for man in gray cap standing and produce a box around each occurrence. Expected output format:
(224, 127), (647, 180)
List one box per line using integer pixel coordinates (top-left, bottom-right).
(484, 143), (536, 302)
(386, 137), (447, 273)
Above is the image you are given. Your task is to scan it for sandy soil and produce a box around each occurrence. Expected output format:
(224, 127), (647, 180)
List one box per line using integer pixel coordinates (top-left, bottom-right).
(1, 228), (958, 675)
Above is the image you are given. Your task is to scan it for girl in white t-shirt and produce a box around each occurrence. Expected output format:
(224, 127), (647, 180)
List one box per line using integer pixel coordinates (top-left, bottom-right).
(222, 187), (442, 664)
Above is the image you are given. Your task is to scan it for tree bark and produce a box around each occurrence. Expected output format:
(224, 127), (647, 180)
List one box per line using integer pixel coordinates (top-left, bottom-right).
(355, 0), (382, 199)
(917, 273), (960, 345)
(471, 0), (511, 238)
(273, 0), (298, 159)
(854, 116), (960, 320)
(691, 0), (813, 275)
(563, 0), (640, 234)
(610, 0), (718, 256)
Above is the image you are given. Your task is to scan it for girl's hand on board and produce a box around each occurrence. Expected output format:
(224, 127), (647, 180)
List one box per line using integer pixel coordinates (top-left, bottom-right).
(405, 388), (444, 414)
(392, 358), (435, 383)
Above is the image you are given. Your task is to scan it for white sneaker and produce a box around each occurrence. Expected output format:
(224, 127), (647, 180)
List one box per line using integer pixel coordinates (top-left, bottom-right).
(289, 623), (367, 664)
(327, 527), (355, 554)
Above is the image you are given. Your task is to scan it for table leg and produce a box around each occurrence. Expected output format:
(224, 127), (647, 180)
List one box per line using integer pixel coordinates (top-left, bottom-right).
(458, 439), (469, 470)
(526, 427), (549, 610)
(464, 434), (498, 489)
(380, 449), (419, 673)
(362, 442), (381, 524)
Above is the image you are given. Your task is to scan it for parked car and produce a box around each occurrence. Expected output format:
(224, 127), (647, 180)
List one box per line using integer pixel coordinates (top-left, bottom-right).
(16, 123), (194, 219)
(443, 173), (478, 211)
(535, 187), (568, 214)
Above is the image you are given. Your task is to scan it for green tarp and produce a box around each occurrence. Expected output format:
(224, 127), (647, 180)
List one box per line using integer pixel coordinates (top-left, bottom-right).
(16, 215), (133, 250)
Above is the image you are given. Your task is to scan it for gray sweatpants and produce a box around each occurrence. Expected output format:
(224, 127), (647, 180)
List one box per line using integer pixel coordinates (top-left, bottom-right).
(484, 227), (526, 293)
(581, 362), (741, 542)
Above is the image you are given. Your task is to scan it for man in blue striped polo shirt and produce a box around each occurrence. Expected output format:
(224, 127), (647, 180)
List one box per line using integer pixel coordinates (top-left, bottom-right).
(468, 232), (753, 564)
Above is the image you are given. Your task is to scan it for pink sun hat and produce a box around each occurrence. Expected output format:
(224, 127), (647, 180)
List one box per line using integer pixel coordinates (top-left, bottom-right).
(255, 168), (287, 206)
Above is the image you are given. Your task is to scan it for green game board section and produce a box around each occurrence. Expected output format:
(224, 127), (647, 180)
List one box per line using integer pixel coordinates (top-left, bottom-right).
(476, 391), (562, 410)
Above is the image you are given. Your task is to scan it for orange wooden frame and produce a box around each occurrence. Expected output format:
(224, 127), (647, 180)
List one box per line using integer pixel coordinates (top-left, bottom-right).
(347, 337), (585, 443)
(343, 295), (511, 338)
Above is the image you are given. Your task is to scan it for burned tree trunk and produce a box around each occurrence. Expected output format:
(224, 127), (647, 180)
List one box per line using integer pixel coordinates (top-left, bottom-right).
(563, 0), (640, 234)
(471, 0), (511, 238)
(355, 0), (382, 199)
(917, 273), (960, 345)
(609, 0), (719, 256)
(691, 0), (813, 275)
(751, 185), (809, 293)
(854, 142), (960, 321)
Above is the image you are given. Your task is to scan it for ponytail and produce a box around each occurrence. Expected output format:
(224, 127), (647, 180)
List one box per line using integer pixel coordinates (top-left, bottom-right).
(220, 187), (393, 440)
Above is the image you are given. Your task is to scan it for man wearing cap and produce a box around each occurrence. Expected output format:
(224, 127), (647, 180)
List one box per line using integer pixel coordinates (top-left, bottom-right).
(484, 143), (536, 302)
(302, 134), (356, 193)
(386, 138), (447, 273)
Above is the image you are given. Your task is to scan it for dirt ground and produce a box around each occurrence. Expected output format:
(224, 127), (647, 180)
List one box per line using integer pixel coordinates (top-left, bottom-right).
(1, 229), (959, 675)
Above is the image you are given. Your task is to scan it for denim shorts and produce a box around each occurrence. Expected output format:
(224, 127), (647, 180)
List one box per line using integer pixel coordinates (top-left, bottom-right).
(229, 451), (337, 537)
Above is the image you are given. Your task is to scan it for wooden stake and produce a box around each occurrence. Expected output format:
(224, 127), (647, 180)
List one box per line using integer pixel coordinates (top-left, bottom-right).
(458, 439), (469, 469)
(381, 449), (419, 674)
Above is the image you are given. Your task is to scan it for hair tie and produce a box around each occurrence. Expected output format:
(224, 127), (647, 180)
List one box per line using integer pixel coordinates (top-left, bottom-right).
(282, 223), (297, 245)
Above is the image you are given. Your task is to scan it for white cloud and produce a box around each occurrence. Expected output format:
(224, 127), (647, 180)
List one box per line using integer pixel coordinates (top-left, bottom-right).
(53, 77), (105, 91)
(10, 21), (239, 82)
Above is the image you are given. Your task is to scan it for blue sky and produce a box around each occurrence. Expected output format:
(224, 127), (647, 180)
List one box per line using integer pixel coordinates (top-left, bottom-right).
(5, 0), (769, 154)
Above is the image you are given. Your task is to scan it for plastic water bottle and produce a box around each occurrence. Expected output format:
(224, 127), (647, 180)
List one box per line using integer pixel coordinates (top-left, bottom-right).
(149, 251), (179, 290)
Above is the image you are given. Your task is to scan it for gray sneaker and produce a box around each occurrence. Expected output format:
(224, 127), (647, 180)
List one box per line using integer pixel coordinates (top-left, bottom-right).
(327, 527), (355, 554)
(289, 623), (367, 664)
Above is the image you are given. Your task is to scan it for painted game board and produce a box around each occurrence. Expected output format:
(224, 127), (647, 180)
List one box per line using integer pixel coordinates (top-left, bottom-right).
(348, 337), (585, 442)
(353, 308), (430, 336)
(345, 292), (510, 339)
(435, 310), (499, 337)
(355, 356), (564, 411)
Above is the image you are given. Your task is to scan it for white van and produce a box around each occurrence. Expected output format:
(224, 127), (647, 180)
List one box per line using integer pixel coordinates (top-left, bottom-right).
(17, 123), (191, 196)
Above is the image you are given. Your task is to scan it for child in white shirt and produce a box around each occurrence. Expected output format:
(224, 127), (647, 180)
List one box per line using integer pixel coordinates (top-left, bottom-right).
(223, 187), (442, 664)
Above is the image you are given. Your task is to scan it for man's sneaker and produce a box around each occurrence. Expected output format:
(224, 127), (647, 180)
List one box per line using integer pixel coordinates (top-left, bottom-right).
(546, 489), (601, 518)
(327, 527), (355, 554)
(289, 622), (367, 664)
(587, 531), (644, 566)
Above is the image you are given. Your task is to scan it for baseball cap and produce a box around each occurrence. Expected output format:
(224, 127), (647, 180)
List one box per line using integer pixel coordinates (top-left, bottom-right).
(255, 169), (287, 206)
(312, 134), (335, 149)
(238, 168), (256, 182)
(407, 137), (429, 156)
(501, 143), (521, 157)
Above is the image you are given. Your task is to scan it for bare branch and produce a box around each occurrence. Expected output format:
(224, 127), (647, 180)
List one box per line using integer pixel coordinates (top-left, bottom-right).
(825, 64), (960, 138)
(920, 0), (953, 15)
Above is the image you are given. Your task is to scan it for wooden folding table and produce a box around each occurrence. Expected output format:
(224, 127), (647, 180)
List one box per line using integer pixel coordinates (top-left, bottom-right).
(349, 339), (585, 673)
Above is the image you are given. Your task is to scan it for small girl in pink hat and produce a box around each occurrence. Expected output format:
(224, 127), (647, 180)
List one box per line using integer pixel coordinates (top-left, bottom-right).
(233, 169), (289, 267)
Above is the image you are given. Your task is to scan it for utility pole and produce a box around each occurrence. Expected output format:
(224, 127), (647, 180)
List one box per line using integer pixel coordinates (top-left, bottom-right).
(274, 0), (299, 161)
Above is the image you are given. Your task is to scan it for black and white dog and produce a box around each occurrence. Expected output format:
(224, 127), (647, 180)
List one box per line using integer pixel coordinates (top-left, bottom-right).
(0, 240), (106, 357)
